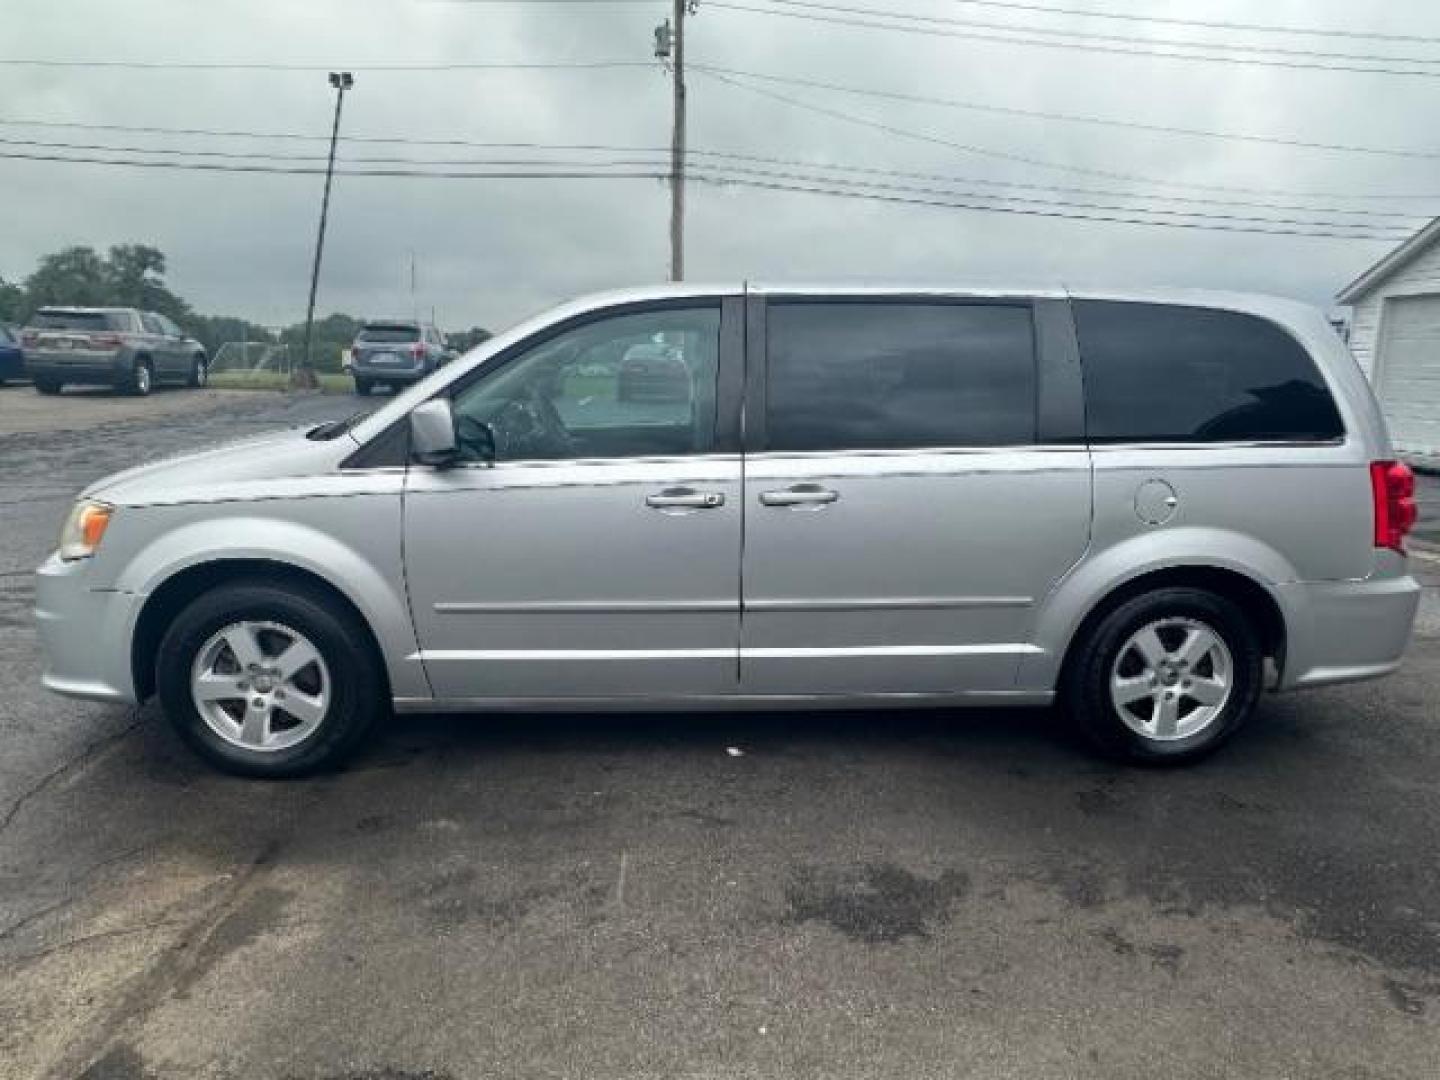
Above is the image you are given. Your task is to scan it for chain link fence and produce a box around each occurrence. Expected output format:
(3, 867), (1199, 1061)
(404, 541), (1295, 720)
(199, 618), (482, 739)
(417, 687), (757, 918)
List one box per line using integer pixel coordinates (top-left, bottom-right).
(211, 341), (292, 375)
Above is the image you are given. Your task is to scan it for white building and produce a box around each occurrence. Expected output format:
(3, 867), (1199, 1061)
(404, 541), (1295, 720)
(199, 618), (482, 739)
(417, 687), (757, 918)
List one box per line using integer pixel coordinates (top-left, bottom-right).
(1337, 218), (1440, 461)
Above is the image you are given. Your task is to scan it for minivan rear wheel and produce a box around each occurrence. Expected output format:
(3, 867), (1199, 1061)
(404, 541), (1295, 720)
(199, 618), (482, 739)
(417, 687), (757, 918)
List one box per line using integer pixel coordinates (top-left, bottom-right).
(156, 582), (386, 777)
(1063, 587), (1262, 765)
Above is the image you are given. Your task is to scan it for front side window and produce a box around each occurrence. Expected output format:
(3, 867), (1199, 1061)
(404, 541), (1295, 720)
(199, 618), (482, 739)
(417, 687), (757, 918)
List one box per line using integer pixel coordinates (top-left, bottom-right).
(765, 301), (1037, 452)
(451, 305), (721, 462)
(1074, 301), (1345, 443)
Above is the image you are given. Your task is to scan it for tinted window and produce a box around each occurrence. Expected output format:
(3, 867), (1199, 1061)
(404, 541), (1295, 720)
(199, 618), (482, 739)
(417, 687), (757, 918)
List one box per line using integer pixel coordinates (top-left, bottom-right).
(141, 313), (164, 334)
(1074, 301), (1344, 443)
(359, 324), (420, 343)
(451, 305), (721, 461)
(765, 302), (1037, 452)
(31, 310), (133, 331)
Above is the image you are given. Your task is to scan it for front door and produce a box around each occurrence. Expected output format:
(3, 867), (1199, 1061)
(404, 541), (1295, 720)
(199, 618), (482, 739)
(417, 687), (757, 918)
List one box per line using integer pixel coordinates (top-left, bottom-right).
(739, 296), (1092, 696)
(403, 297), (744, 700)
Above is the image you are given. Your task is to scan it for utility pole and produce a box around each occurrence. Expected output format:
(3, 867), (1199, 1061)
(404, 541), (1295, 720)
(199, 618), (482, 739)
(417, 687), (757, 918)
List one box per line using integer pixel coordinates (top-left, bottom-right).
(657, 2), (694, 282)
(297, 70), (353, 389)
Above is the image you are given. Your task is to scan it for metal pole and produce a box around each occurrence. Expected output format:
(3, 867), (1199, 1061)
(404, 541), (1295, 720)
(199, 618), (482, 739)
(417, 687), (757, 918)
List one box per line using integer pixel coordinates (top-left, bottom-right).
(669, 0), (686, 282)
(298, 71), (352, 389)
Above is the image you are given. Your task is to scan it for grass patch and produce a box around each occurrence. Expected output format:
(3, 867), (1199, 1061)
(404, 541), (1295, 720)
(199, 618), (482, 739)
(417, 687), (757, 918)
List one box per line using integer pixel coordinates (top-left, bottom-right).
(208, 370), (352, 393)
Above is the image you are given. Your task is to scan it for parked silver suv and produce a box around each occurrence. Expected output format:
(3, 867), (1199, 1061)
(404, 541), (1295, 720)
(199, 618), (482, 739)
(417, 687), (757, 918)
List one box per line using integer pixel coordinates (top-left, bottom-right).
(23, 307), (207, 395)
(36, 285), (1421, 777)
(350, 320), (455, 395)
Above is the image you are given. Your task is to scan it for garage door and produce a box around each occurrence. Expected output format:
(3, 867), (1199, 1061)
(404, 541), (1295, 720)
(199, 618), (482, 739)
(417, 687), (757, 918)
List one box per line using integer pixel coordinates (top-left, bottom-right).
(1377, 294), (1440, 457)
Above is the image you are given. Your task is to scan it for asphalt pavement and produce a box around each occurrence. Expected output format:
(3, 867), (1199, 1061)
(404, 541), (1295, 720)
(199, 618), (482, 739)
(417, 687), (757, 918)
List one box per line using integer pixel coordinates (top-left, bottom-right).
(2, 384), (1439, 1080)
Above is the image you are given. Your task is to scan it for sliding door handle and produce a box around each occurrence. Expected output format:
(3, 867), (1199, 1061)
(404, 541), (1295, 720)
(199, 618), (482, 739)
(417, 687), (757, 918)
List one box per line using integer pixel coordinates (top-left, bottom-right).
(759, 485), (840, 507)
(646, 488), (725, 510)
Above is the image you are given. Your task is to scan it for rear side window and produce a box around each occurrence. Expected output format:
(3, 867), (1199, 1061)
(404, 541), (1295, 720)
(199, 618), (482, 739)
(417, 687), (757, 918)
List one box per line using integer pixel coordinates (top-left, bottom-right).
(31, 310), (133, 332)
(359, 324), (420, 343)
(1074, 301), (1344, 443)
(765, 302), (1037, 452)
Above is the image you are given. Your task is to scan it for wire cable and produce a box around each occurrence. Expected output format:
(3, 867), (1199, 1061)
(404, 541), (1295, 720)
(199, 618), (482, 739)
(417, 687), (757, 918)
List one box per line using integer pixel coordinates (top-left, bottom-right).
(693, 62), (1440, 161)
(707, 1), (1440, 79)
(699, 67), (1440, 202)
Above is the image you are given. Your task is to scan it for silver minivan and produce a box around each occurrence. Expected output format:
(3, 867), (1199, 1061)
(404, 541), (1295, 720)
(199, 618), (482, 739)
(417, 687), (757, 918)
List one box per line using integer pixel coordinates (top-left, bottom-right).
(36, 285), (1422, 777)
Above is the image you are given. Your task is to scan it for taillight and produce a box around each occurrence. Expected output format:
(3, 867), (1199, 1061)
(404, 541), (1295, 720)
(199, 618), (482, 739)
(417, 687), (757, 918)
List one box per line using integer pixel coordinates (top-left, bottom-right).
(21, 332), (36, 347)
(92, 333), (123, 348)
(1371, 460), (1417, 552)
(411, 343), (425, 358)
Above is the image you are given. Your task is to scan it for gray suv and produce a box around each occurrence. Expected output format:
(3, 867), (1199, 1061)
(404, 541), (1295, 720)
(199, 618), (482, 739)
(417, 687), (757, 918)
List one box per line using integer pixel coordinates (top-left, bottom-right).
(350, 320), (455, 395)
(35, 285), (1421, 777)
(23, 307), (207, 395)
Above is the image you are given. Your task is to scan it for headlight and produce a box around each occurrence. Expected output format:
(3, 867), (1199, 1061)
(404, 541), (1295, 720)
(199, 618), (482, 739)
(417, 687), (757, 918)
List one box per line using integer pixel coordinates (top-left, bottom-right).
(59, 500), (114, 561)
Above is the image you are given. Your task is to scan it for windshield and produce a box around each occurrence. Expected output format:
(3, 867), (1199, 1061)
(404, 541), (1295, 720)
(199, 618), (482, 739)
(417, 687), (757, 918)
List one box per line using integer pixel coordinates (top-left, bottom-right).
(31, 310), (132, 331)
(358, 325), (420, 344)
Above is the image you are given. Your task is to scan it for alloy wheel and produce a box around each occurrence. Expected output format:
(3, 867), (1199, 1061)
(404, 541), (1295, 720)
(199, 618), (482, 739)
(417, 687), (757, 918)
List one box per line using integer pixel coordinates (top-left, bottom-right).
(1109, 616), (1233, 741)
(190, 620), (331, 751)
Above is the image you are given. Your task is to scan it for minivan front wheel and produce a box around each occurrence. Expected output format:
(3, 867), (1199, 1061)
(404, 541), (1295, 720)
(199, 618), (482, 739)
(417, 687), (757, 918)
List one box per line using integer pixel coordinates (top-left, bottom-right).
(1064, 587), (1262, 764)
(156, 582), (386, 777)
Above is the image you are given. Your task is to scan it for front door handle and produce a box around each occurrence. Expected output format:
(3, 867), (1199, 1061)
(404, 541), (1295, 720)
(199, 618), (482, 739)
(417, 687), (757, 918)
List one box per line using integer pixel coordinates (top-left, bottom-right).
(759, 485), (840, 507)
(646, 488), (725, 510)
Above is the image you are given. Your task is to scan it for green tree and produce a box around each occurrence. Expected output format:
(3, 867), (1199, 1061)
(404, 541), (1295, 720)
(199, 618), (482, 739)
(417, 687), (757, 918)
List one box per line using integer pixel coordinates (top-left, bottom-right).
(0, 275), (23, 323)
(24, 246), (111, 308)
(447, 326), (493, 353)
(104, 243), (192, 324)
(279, 312), (364, 373)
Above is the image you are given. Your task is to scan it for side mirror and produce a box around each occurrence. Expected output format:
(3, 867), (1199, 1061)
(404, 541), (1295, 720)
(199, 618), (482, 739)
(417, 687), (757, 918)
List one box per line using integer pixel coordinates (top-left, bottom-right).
(409, 398), (458, 466)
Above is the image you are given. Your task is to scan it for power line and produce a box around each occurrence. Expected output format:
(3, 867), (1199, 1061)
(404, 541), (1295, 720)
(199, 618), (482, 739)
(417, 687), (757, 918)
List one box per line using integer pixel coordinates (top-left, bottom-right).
(944, 0), (1440, 46)
(4, 134), (1420, 224)
(706, 1), (1440, 79)
(687, 170), (1408, 240)
(688, 161), (1421, 233)
(426, 0), (1440, 44)
(754, 0), (1440, 67)
(0, 149), (669, 180)
(5, 115), (1438, 211)
(0, 136), (673, 169)
(695, 63), (1440, 161)
(699, 68), (1440, 202)
(0, 147), (1415, 239)
(0, 57), (649, 72)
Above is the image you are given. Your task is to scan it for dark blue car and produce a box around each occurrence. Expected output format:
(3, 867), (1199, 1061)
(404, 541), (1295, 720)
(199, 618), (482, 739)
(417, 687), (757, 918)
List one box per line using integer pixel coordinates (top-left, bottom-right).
(0, 324), (25, 384)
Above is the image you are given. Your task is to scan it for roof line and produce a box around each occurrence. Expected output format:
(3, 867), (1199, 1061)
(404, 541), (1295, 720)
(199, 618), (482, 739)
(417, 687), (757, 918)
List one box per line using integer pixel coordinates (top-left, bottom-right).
(1336, 215), (1440, 301)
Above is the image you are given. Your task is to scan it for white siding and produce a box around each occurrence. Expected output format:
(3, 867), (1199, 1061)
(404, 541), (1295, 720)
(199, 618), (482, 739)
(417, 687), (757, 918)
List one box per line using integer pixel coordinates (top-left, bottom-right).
(1347, 238), (1440, 377)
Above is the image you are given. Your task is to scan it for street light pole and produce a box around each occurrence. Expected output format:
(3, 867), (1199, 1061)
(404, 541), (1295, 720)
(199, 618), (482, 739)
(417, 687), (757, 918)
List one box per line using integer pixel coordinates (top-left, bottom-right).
(297, 70), (353, 389)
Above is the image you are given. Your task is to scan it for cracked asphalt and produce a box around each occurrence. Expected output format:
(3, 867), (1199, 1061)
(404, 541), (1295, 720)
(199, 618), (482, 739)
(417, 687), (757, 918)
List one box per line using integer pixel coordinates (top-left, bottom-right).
(2, 384), (1439, 1079)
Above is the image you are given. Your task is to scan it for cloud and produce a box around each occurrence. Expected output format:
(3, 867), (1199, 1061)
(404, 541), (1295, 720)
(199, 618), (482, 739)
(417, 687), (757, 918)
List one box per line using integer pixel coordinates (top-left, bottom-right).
(2, 0), (1435, 330)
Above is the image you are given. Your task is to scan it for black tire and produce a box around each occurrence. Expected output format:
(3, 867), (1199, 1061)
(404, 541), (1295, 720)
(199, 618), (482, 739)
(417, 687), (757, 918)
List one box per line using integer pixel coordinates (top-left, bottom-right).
(156, 581), (387, 778)
(1062, 587), (1263, 765)
(353, 377), (373, 396)
(127, 358), (153, 396)
(35, 378), (63, 395)
(187, 356), (208, 388)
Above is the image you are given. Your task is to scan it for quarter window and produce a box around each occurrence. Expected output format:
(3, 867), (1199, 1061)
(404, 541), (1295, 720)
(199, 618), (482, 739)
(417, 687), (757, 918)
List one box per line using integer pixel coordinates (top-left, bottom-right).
(764, 302), (1037, 452)
(451, 305), (721, 462)
(1073, 301), (1345, 443)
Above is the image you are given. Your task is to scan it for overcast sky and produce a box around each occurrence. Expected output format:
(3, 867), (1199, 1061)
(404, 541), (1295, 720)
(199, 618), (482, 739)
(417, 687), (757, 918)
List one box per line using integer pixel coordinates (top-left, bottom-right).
(4, 0), (1440, 331)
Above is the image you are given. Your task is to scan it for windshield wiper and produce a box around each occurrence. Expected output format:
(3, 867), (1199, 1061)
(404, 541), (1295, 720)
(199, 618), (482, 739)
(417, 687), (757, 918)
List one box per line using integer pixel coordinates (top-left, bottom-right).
(306, 410), (370, 441)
